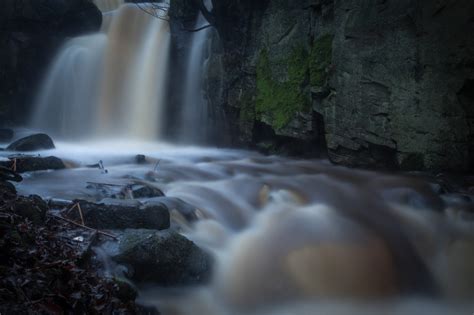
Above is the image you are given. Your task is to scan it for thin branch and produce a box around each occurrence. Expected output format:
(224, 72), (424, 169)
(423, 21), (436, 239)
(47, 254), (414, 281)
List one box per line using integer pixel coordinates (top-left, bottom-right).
(77, 203), (85, 226)
(133, 2), (170, 21)
(86, 181), (123, 187)
(50, 214), (118, 240)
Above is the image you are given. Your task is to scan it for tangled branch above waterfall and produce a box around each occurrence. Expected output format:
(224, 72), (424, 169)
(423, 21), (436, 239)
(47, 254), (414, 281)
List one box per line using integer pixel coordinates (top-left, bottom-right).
(130, 0), (216, 32)
(130, 1), (170, 21)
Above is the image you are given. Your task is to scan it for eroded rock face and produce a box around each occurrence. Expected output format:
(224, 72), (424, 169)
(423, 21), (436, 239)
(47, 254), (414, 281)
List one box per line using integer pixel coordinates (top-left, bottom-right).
(323, 0), (474, 171)
(170, 0), (474, 171)
(0, 0), (102, 124)
(113, 229), (213, 285)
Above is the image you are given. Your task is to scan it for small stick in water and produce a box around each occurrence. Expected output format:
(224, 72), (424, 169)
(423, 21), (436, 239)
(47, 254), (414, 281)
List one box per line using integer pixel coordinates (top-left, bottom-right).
(154, 159), (161, 172)
(77, 203), (85, 226)
(11, 158), (17, 172)
(50, 214), (118, 240)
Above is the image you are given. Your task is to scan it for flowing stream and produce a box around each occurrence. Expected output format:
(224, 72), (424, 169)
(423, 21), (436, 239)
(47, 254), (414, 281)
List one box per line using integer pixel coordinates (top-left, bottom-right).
(4, 140), (473, 315)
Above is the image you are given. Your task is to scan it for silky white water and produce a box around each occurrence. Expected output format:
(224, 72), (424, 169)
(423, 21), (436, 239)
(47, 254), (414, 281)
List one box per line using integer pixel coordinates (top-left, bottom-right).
(179, 0), (213, 143)
(31, 2), (170, 140)
(6, 140), (473, 315)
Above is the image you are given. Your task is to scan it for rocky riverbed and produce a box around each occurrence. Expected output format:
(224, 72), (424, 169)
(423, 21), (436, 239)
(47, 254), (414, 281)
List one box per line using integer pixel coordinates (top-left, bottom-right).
(1, 131), (474, 314)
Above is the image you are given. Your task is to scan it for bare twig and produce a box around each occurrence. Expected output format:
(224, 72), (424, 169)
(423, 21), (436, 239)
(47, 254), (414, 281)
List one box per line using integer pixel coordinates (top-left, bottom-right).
(86, 181), (123, 187)
(77, 203), (85, 226)
(133, 2), (169, 21)
(11, 158), (17, 172)
(154, 159), (161, 172)
(50, 214), (118, 240)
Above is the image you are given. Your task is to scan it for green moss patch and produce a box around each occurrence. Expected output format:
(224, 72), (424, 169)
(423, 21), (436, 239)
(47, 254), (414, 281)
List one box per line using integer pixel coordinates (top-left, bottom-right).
(309, 34), (334, 87)
(255, 46), (310, 130)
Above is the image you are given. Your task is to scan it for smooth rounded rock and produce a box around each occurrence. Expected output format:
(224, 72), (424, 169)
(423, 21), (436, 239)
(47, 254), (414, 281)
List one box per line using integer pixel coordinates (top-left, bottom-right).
(6, 133), (55, 151)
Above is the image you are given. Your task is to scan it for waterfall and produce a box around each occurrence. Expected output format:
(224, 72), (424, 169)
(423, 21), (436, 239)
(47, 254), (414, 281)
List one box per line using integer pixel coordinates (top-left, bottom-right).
(31, 2), (170, 140)
(179, 2), (213, 143)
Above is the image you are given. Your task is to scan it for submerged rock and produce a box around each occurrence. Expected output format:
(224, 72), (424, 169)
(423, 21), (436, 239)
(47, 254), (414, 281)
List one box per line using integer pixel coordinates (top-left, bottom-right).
(0, 128), (14, 142)
(67, 200), (170, 230)
(0, 156), (65, 173)
(113, 229), (213, 285)
(135, 154), (147, 164)
(130, 185), (164, 199)
(6, 133), (55, 151)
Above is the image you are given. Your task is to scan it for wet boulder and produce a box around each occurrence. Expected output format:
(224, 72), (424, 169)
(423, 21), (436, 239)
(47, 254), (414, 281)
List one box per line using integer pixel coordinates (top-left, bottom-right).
(113, 229), (213, 285)
(130, 185), (164, 199)
(0, 128), (14, 142)
(0, 156), (65, 173)
(67, 200), (170, 230)
(6, 133), (55, 151)
(135, 154), (147, 164)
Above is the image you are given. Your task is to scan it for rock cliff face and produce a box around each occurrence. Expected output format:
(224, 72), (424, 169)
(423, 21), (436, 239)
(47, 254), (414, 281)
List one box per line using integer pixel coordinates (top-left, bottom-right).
(0, 0), (102, 125)
(170, 0), (474, 171)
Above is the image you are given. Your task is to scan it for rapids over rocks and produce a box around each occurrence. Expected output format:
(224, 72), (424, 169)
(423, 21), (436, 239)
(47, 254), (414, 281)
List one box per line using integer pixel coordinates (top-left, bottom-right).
(5, 139), (473, 315)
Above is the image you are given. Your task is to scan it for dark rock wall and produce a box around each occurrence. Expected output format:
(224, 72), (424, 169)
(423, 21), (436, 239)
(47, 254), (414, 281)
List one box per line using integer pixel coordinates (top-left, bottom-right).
(0, 0), (102, 125)
(170, 0), (474, 170)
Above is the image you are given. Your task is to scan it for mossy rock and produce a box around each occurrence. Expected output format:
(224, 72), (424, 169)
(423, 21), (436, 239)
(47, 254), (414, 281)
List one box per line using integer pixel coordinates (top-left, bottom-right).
(309, 34), (334, 87)
(255, 46), (311, 130)
(113, 229), (213, 285)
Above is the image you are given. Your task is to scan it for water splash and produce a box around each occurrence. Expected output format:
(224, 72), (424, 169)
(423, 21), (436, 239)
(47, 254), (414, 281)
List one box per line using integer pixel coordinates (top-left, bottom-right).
(31, 3), (170, 140)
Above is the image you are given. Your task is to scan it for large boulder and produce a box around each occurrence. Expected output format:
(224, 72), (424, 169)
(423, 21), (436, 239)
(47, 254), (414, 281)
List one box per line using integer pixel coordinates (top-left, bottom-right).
(0, 156), (65, 173)
(113, 229), (213, 285)
(6, 133), (55, 151)
(67, 200), (170, 230)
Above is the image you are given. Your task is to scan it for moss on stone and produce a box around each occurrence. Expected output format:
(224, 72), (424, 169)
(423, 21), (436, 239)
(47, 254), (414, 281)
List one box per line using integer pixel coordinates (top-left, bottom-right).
(255, 46), (310, 130)
(309, 34), (334, 87)
(239, 93), (256, 125)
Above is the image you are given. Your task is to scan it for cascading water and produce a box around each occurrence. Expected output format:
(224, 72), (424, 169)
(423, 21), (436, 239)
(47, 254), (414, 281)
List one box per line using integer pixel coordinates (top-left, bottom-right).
(14, 142), (474, 315)
(31, 1), (170, 140)
(179, 1), (213, 143)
